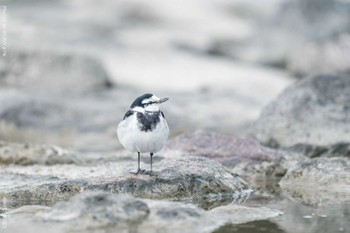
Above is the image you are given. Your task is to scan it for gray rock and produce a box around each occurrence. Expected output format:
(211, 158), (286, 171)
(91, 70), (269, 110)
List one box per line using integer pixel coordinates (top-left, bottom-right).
(4, 191), (281, 233)
(0, 154), (251, 209)
(0, 49), (112, 92)
(39, 192), (150, 229)
(279, 157), (350, 206)
(92, 156), (251, 207)
(253, 74), (350, 158)
(141, 200), (281, 233)
(0, 141), (79, 165)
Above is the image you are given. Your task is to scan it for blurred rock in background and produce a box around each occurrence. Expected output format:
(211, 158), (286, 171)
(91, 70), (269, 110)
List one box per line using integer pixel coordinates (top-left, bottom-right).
(207, 0), (350, 77)
(253, 74), (350, 158)
(0, 0), (299, 152)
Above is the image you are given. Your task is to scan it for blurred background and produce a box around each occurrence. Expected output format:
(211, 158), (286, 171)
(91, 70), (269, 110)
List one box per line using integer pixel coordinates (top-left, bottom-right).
(1, 2), (350, 233)
(0, 0), (350, 152)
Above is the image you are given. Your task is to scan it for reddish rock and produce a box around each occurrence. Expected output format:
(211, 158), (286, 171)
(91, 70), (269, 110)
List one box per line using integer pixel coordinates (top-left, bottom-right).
(167, 131), (305, 189)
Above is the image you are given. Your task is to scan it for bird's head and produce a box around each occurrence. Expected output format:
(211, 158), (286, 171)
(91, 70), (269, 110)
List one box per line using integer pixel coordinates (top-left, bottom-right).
(130, 93), (169, 112)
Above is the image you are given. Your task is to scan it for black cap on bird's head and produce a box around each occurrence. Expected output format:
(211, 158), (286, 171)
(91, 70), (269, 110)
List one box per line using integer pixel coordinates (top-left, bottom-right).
(130, 93), (169, 111)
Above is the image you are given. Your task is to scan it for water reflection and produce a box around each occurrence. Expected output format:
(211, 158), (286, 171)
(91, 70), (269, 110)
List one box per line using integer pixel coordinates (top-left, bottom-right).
(270, 199), (350, 233)
(214, 220), (285, 233)
(213, 195), (350, 233)
(183, 189), (253, 210)
(1, 191), (350, 233)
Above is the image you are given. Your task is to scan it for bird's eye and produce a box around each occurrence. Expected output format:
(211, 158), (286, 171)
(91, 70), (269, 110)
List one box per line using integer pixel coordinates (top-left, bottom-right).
(143, 101), (157, 106)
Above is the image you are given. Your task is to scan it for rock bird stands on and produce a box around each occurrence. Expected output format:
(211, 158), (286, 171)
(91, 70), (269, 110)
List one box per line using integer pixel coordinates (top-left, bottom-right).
(117, 94), (169, 175)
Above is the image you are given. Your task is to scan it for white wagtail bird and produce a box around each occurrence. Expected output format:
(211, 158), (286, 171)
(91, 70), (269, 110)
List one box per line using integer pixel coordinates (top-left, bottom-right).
(117, 93), (169, 175)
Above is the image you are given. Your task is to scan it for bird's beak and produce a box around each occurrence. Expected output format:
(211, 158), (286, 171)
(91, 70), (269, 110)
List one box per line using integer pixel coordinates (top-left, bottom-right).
(159, 97), (169, 104)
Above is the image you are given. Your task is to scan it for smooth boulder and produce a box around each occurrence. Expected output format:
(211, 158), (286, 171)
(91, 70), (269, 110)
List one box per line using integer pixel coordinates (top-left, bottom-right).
(0, 141), (78, 165)
(167, 131), (304, 184)
(5, 191), (282, 233)
(253, 74), (350, 157)
(0, 148), (251, 208)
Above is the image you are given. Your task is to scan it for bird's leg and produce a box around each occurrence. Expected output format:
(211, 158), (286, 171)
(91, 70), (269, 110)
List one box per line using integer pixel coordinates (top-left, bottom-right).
(146, 153), (155, 176)
(130, 152), (145, 175)
(138, 151), (141, 171)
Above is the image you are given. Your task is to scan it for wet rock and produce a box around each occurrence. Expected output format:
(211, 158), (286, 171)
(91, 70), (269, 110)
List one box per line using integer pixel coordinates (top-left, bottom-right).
(5, 191), (282, 233)
(253, 74), (350, 158)
(0, 155), (251, 208)
(141, 200), (282, 233)
(167, 131), (304, 189)
(0, 141), (79, 165)
(0, 49), (112, 92)
(40, 192), (150, 229)
(279, 157), (350, 206)
(89, 156), (251, 207)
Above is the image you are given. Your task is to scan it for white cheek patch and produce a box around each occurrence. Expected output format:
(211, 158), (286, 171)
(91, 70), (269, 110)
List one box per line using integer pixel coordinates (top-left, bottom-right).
(145, 104), (160, 112)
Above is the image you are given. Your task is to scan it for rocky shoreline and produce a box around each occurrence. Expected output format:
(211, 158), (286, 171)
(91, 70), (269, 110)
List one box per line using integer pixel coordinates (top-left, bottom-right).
(1, 83), (350, 230)
(1, 61), (350, 232)
(1, 71), (350, 232)
(1, 0), (350, 232)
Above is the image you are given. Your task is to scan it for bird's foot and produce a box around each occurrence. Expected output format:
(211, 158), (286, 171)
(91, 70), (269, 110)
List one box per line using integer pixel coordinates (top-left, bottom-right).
(130, 169), (146, 175)
(144, 170), (156, 176)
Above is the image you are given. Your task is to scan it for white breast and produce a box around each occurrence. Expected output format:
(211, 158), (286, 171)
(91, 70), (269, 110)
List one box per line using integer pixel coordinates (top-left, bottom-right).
(117, 114), (169, 153)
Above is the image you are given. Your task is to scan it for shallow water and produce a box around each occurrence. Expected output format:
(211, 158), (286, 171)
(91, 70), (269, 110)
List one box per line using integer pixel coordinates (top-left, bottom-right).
(215, 197), (350, 233)
(1, 194), (349, 233)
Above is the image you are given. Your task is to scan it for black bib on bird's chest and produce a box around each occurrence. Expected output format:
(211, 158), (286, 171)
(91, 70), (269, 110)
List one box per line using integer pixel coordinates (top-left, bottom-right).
(137, 111), (162, 132)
